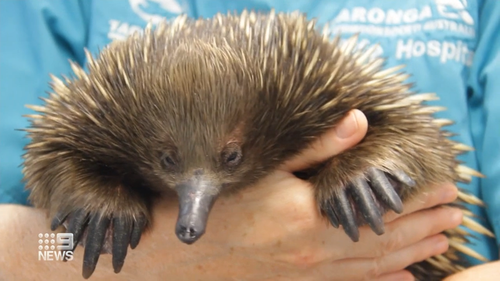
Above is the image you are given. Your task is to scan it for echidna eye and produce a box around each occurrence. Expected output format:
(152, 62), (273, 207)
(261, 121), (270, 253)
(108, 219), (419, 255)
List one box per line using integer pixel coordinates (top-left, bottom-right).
(162, 153), (177, 169)
(227, 152), (239, 163)
(222, 144), (242, 168)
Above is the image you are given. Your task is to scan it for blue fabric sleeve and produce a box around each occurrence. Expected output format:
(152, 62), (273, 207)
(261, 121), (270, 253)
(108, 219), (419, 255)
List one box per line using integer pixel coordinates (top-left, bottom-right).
(468, 0), (500, 247)
(0, 0), (90, 204)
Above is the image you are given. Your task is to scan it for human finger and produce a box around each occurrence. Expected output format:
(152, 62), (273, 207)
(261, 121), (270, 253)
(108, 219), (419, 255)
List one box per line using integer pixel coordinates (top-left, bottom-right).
(281, 109), (368, 172)
(315, 234), (447, 281)
(372, 270), (415, 281)
(344, 206), (462, 259)
(383, 182), (458, 223)
(314, 234), (448, 280)
(368, 234), (449, 278)
(266, 204), (462, 271)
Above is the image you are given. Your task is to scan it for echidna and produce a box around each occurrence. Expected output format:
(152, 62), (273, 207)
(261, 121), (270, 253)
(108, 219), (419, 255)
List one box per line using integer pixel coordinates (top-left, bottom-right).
(22, 10), (494, 280)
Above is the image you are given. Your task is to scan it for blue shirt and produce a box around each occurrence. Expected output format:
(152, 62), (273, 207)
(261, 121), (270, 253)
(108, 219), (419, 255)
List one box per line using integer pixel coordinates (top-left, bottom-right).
(1, 0), (499, 262)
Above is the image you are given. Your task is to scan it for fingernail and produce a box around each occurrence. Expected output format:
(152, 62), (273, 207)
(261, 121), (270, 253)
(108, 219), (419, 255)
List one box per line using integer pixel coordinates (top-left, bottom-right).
(451, 209), (463, 224)
(435, 236), (449, 253)
(335, 110), (359, 139)
(441, 186), (457, 202)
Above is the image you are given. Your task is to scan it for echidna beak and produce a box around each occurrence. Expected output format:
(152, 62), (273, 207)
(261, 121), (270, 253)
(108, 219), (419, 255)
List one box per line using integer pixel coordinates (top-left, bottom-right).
(175, 177), (219, 244)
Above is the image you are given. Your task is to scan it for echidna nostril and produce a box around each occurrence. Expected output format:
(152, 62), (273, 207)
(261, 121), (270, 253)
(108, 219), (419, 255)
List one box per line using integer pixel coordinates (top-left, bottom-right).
(176, 225), (202, 244)
(180, 227), (196, 237)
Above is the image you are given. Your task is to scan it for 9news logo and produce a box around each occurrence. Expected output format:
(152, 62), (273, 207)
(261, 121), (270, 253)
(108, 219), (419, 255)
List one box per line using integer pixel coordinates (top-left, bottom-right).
(37, 233), (74, 261)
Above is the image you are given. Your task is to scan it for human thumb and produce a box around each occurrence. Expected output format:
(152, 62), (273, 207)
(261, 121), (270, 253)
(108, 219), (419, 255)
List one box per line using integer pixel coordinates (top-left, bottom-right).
(281, 109), (368, 172)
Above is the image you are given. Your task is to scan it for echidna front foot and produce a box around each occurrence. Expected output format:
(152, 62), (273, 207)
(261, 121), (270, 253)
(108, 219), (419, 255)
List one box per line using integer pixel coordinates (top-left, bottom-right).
(51, 208), (148, 279)
(316, 167), (414, 242)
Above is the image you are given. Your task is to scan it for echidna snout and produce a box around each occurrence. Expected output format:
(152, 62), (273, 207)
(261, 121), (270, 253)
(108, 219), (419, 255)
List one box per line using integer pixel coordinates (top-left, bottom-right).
(175, 175), (220, 244)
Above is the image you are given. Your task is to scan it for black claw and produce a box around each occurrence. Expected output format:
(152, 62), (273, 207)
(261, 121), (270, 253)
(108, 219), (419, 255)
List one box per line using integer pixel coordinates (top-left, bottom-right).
(66, 209), (89, 250)
(82, 214), (111, 279)
(324, 201), (340, 228)
(334, 188), (359, 242)
(350, 178), (385, 236)
(391, 169), (416, 187)
(130, 216), (146, 249)
(63, 210), (89, 262)
(112, 218), (132, 274)
(368, 168), (404, 214)
(51, 211), (68, 231)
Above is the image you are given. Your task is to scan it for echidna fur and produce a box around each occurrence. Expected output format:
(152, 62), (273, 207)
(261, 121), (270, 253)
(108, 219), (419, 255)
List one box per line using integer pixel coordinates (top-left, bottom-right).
(22, 10), (494, 280)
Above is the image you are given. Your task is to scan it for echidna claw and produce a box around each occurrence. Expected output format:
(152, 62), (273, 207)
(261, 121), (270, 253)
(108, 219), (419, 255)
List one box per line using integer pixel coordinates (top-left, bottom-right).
(64, 209), (89, 253)
(350, 177), (385, 236)
(334, 187), (360, 242)
(321, 167), (413, 242)
(130, 216), (147, 249)
(368, 168), (404, 214)
(112, 217), (132, 274)
(324, 201), (340, 228)
(50, 211), (69, 231)
(51, 209), (147, 279)
(83, 215), (111, 278)
(391, 169), (416, 187)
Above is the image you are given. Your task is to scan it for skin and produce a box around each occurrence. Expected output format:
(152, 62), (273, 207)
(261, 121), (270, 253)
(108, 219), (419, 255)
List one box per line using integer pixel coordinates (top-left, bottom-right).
(443, 260), (500, 281)
(0, 109), (495, 281)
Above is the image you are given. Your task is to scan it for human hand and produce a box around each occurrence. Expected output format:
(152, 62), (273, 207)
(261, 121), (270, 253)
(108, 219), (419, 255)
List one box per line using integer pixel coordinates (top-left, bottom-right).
(191, 109), (461, 281)
(443, 260), (500, 281)
(0, 109), (462, 281)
